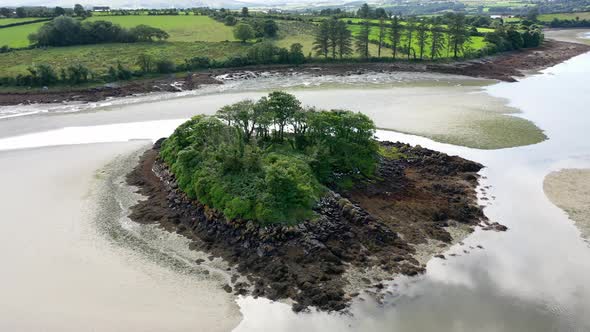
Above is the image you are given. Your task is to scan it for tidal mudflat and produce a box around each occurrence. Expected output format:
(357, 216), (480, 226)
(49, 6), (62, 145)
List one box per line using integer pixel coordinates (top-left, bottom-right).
(0, 73), (546, 150)
(0, 143), (241, 331)
(544, 168), (590, 240)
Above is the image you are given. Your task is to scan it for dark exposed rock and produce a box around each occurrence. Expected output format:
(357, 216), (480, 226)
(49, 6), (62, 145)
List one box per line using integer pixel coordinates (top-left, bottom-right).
(126, 141), (500, 312)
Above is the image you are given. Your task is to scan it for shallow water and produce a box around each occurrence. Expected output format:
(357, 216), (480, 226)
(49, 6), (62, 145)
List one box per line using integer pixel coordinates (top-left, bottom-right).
(0, 72), (544, 149)
(0, 51), (589, 330)
(0, 143), (241, 331)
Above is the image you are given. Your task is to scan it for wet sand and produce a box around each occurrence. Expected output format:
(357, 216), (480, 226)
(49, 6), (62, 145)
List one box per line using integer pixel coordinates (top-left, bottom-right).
(0, 143), (240, 331)
(0, 78), (547, 150)
(545, 29), (590, 45)
(543, 169), (590, 240)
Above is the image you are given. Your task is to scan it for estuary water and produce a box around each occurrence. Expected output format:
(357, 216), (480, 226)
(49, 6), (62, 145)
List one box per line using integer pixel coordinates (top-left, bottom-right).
(0, 51), (589, 330)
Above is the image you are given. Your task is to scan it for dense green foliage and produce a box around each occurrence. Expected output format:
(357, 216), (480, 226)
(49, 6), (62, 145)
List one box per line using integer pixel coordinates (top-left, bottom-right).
(548, 17), (590, 28)
(483, 25), (543, 54)
(160, 92), (378, 225)
(28, 16), (168, 47)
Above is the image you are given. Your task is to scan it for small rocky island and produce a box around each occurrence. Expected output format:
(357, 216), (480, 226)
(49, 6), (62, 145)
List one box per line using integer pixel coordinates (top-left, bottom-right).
(127, 92), (502, 312)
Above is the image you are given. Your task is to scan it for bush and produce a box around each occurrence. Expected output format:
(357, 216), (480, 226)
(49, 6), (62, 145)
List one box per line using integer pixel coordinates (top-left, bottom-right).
(183, 56), (211, 70)
(233, 23), (254, 42)
(66, 64), (91, 84)
(156, 59), (176, 73)
(224, 15), (237, 26)
(27, 64), (58, 86)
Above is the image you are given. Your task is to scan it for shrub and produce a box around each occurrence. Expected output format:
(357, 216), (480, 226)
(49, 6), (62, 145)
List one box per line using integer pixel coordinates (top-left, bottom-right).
(233, 23), (254, 42)
(183, 56), (211, 70)
(224, 15), (237, 26)
(27, 64), (58, 86)
(156, 59), (176, 73)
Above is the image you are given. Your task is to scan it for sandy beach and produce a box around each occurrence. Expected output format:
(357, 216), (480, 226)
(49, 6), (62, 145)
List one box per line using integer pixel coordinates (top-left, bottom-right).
(543, 169), (590, 240)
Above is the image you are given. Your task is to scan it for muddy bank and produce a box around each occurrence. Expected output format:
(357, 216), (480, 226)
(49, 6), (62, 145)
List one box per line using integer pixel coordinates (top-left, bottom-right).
(0, 73), (222, 106)
(126, 140), (505, 312)
(1, 40), (587, 107)
(544, 169), (590, 240)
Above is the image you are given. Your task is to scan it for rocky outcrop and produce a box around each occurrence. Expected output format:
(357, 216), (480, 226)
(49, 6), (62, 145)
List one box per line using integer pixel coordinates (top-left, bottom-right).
(127, 140), (500, 312)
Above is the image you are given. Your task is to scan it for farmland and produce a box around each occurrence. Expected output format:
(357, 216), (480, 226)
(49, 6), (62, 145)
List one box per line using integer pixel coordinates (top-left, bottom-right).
(85, 15), (236, 42)
(0, 10), (541, 80)
(0, 21), (47, 48)
(0, 41), (248, 76)
(539, 12), (590, 22)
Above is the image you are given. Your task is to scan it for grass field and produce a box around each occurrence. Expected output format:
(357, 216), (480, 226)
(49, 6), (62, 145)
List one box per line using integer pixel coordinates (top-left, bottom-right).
(0, 22), (48, 48)
(85, 15), (236, 42)
(275, 20), (317, 55)
(0, 41), (248, 76)
(539, 12), (590, 22)
(0, 14), (491, 78)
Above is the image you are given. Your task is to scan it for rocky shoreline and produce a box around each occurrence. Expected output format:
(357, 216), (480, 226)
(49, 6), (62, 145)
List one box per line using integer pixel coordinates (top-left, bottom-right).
(1, 40), (588, 106)
(126, 140), (506, 312)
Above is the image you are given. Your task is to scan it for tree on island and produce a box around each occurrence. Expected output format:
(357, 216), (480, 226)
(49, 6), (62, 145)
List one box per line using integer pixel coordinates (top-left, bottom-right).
(160, 92), (378, 224)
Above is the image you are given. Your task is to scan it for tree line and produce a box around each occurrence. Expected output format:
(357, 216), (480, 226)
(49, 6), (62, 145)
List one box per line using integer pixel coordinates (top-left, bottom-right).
(0, 4), (91, 19)
(0, 41), (307, 88)
(313, 13), (473, 60)
(548, 17), (590, 28)
(28, 16), (169, 47)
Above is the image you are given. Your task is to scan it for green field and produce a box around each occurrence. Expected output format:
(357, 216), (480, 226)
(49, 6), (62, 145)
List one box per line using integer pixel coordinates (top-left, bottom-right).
(275, 20), (317, 55)
(539, 12), (590, 22)
(86, 15), (236, 42)
(0, 21), (48, 48)
(0, 42), (248, 76)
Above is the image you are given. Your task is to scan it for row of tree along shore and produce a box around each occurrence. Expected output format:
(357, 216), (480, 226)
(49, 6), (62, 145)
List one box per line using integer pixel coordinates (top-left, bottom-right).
(312, 14), (542, 61)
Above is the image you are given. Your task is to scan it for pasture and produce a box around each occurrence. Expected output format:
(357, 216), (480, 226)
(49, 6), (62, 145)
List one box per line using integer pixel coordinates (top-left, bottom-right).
(538, 12), (590, 22)
(85, 15), (236, 42)
(0, 42), (248, 76)
(0, 21), (47, 48)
